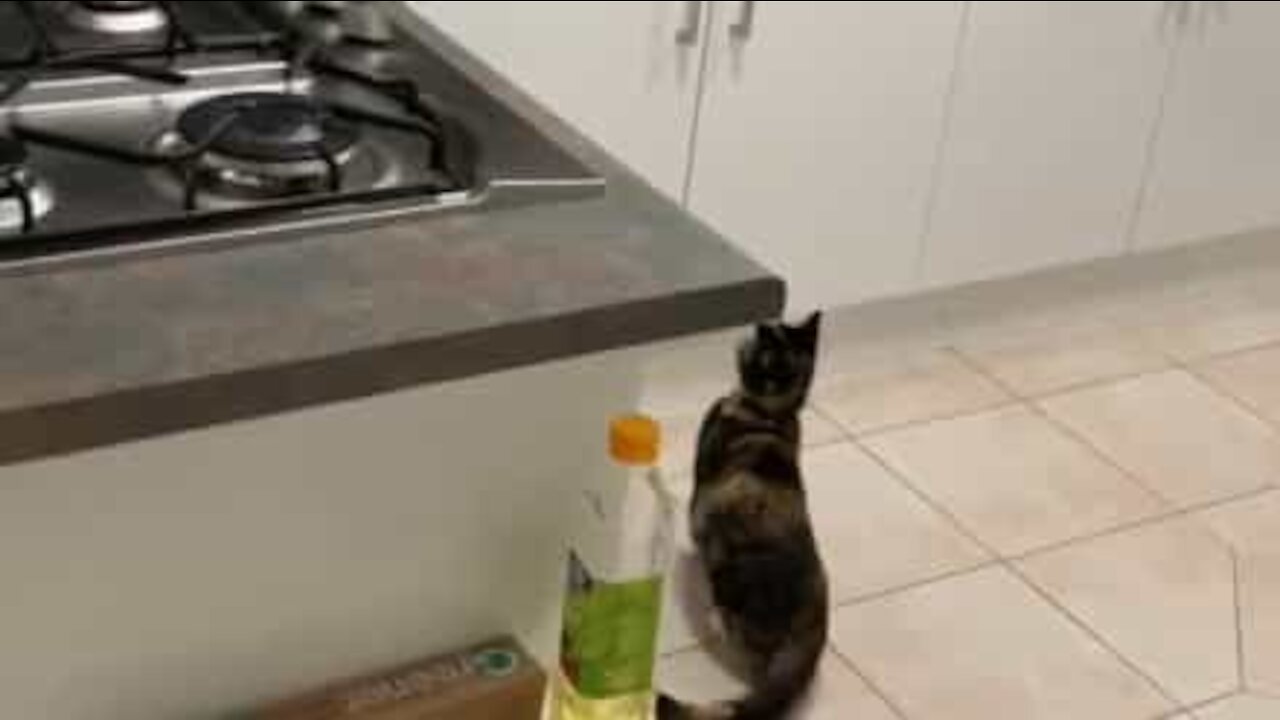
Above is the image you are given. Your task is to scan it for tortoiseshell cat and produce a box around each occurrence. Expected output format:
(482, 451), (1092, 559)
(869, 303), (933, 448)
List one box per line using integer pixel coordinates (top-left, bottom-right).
(658, 313), (829, 720)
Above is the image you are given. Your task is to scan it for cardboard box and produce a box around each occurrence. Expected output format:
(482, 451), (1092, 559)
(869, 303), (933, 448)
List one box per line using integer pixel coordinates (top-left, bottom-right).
(255, 637), (546, 720)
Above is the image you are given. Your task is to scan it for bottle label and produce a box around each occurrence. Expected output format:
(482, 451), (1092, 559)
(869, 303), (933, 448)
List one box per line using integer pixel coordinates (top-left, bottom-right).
(559, 551), (663, 699)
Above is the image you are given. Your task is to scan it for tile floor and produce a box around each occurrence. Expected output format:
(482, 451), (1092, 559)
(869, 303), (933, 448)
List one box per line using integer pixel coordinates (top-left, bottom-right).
(644, 263), (1280, 718)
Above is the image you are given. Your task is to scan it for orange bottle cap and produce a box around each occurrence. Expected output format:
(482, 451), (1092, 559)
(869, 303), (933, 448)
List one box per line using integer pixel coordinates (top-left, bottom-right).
(610, 415), (661, 465)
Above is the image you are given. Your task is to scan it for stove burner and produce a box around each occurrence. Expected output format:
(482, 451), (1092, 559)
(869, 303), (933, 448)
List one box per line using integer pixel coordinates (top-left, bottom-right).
(178, 93), (359, 163)
(61, 0), (170, 35)
(167, 93), (362, 199)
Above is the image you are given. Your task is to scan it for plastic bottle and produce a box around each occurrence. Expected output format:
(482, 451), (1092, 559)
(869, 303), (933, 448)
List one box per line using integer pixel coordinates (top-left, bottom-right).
(552, 415), (678, 720)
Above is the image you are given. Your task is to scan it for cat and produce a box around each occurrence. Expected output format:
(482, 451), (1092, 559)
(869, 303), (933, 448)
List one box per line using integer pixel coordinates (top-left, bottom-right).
(657, 312), (829, 720)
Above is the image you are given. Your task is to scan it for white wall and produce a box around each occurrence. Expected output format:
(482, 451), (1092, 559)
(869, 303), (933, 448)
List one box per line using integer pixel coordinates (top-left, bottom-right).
(0, 350), (640, 719)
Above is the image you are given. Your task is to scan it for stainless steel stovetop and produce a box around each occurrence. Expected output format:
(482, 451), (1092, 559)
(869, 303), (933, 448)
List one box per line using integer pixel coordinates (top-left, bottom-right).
(0, 1), (603, 270)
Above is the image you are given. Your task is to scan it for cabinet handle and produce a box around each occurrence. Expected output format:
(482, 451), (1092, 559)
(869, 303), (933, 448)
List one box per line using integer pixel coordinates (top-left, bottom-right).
(676, 1), (703, 45)
(729, 0), (756, 40)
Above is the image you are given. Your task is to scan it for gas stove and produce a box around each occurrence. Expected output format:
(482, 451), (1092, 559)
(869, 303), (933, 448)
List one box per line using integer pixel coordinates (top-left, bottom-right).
(0, 1), (603, 269)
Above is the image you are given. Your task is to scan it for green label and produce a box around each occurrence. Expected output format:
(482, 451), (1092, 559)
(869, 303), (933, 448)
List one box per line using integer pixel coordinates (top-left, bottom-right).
(470, 648), (520, 679)
(559, 552), (663, 699)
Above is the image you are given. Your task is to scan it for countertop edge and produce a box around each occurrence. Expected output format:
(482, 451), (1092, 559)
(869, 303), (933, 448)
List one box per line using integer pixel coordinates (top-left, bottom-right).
(0, 276), (783, 466)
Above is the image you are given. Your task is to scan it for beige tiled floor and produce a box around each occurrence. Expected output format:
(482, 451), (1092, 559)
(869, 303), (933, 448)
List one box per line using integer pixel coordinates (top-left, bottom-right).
(954, 318), (1170, 397)
(1016, 518), (1239, 705)
(804, 443), (989, 603)
(816, 348), (1012, 434)
(1039, 371), (1280, 507)
(864, 405), (1166, 557)
(832, 567), (1173, 720)
(1198, 494), (1280, 696)
(1186, 694), (1280, 719)
(648, 267), (1280, 718)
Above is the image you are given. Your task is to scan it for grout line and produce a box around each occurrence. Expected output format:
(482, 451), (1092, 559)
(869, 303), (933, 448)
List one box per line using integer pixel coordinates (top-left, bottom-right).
(837, 396), (1022, 442)
(1176, 689), (1245, 717)
(948, 349), (1182, 510)
(827, 643), (912, 720)
(806, 436), (849, 452)
(1233, 550), (1248, 694)
(1005, 485), (1278, 565)
(1020, 362), (1175, 405)
(949, 344), (1176, 404)
(855, 436), (1000, 558)
(1182, 361), (1280, 451)
(807, 403), (844, 437)
(1009, 562), (1187, 712)
(1026, 397), (1178, 508)
(834, 560), (998, 610)
(1189, 332), (1280, 365)
(1003, 481), (1274, 566)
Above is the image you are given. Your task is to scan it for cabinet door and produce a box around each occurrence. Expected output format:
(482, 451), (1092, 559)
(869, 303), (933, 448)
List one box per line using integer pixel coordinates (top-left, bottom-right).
(687, 1), (964, 311)
(415, 1), (706, 199)
(1136, 2), (1280, 249)
(920, 1), (1172, 288)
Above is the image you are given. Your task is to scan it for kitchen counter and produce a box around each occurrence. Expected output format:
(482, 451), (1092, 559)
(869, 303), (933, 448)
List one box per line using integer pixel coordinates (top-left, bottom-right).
(0, 8), (783, 466)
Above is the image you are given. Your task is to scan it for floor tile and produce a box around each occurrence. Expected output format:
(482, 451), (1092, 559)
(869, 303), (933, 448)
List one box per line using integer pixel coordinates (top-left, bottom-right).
(831, 567), (1173, 720)
(1198, 492), (1280, 695)
(1199, 346), (1280, 427)
(1017, 517), (1239, 705)
(1198, 490), (1280, 552)
(955, 319), (1169, 397)
(657, 648), (899, 720)
(865, 406), (1166, 557)
(805, 443), (990, 603)
(1193, 694), (1280, 720)
(815, 349), (1011, 434)
(1040, 370), (1280, 507)
(803, 409), (848, 446)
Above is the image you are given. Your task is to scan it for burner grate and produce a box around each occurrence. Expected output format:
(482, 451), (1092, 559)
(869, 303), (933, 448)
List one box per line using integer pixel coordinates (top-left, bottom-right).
(0, 1), (282, 80)
(11, 60), (463, 213)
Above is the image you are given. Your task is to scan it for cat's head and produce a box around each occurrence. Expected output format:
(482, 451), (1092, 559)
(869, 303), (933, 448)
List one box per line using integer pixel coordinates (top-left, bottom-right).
(737, 312), (822, 413)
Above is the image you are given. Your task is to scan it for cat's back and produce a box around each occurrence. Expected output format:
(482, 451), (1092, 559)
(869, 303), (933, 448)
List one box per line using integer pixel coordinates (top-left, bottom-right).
(695, 393), (800, 487)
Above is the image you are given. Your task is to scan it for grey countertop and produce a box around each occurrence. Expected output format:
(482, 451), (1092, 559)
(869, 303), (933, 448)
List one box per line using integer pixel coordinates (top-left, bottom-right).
(0, 9), (783, 466)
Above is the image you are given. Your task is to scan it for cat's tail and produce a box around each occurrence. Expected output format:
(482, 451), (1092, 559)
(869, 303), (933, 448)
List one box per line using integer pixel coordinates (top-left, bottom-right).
(655, 636), (824, 720)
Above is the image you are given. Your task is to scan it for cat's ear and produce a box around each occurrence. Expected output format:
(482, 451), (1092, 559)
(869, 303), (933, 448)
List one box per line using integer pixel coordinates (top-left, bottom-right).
(791, 312), (822, 351)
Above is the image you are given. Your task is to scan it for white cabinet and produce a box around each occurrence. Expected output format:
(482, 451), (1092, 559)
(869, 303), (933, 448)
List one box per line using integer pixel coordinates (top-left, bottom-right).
(1135, 2), (1280, 249)
(418, 2), (1280, 310)
(919, 1), (1173, 288)
(415, 1), (705, 199)
(687, 1), (965, 311)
